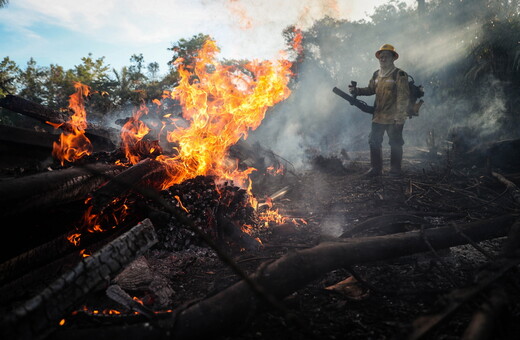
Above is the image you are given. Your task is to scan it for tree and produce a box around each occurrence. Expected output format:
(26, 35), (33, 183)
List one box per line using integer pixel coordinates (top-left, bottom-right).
(0, 0), (9, 8)
(17, 58), (47, 104)
(147, 62), (160, 82)
(0, 57), (19, 96)
(167, 33), (212, 73)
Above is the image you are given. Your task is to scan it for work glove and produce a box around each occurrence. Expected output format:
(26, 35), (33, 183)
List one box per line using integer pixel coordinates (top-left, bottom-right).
(348, 81), (357, 96)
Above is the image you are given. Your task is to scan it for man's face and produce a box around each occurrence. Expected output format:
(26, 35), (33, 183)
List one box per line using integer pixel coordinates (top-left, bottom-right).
(378, 50), (395, 67)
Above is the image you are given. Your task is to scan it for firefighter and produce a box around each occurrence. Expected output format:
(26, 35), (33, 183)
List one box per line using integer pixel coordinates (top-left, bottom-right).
(349, 44), (410, 177)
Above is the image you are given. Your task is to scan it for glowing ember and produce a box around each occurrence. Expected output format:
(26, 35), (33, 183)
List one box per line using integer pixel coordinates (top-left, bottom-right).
(52, 82), (93, 165)
(67, 233), (81, 246)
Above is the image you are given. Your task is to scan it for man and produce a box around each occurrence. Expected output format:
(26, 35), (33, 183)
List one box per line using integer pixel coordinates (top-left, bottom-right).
(349, 44), (410, 177)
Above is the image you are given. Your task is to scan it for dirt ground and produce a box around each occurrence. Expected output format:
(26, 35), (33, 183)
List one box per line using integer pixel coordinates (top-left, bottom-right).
(53, 146), (520, 339)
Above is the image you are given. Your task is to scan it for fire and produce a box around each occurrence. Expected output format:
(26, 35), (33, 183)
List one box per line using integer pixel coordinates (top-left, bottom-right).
(66, 37), (294, 246)
(67, 233), (81, 246)
(292, 27), (303, 55)
(52, 82), (93, 165)
(152, 38), (292, 190)
(120, 102), (152, 165)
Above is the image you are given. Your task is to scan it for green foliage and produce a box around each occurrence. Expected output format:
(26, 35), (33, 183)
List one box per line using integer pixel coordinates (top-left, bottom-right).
(167, 33), (212, 70)
(0, 57), (19, 96)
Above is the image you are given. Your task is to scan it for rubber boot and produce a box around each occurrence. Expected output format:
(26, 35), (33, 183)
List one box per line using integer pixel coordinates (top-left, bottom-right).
(364, 146), (382, 177)
(389, 146), (403, 177)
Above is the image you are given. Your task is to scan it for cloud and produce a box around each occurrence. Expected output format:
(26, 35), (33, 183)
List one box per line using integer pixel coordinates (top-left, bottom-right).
(1, 0), (414, 62)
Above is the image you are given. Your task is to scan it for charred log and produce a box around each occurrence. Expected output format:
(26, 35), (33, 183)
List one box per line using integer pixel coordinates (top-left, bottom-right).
(91, 158), (167, 210)
(0, 163), (124, 218)
(0, 124), (58, 149)
(0, 218), (158, 340)
(0, 94), (116, 151)
(340, 214), (427, 238)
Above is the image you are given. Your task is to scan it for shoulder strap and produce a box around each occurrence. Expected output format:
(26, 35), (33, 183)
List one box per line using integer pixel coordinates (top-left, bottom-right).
(393, 68), (400, 81)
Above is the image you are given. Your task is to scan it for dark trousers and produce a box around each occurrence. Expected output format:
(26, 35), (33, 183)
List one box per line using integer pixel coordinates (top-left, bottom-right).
(368, 122), (404, 148)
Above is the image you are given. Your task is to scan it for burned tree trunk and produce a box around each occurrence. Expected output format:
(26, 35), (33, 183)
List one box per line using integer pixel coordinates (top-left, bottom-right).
(0, 163), (124, 218)
(0, 219), (158, 340)
(91, 158), (167, 210)
(0, 94), (116, 151)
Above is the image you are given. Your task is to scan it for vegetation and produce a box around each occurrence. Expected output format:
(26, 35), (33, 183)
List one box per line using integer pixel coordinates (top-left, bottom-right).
(1, 1), (520, 141)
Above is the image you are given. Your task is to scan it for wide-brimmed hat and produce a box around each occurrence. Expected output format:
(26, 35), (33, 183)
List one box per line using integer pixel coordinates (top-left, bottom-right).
(375, 44), (399, 59)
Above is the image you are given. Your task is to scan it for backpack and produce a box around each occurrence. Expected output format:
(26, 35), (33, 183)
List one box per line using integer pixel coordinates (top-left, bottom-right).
(373, 69), (424, 118)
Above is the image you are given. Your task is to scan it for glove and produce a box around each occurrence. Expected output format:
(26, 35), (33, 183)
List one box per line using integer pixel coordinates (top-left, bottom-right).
(348, 81), (357, 96)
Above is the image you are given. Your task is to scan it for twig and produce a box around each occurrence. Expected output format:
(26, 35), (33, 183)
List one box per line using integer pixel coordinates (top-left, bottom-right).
(491, 171), (520, 206)
(451, 222), (496, 261)
(420, 225), (459, 287)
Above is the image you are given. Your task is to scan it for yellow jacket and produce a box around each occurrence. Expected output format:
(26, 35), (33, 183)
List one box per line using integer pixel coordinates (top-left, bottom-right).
(356, 68), (410, 124)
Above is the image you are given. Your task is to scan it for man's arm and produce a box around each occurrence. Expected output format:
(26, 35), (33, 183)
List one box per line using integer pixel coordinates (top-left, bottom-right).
(355, 75), (376, 96)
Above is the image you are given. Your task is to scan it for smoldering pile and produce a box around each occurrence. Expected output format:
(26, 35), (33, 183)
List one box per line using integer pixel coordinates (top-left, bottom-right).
(151, 175), (260, 252)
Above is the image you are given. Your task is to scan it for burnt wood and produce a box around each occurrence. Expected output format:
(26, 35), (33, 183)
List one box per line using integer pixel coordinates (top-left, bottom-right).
(0, 94), (117, 151)
(91, 158), (167, 210)
(48, 214), (516, 340)
(0, 163), (124, 218)
(0, 218), (158, 340)
(165, 214), (515, 339)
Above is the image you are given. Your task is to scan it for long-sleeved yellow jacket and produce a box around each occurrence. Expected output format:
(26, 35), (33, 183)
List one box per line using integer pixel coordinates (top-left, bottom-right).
(356, 67), (410, 124)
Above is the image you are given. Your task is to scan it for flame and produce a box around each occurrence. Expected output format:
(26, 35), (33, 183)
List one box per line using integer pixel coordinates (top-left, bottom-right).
(64, 37), (294, 244)
(152, 38), (292, 190)
(120, 102), (152, 165)
(174, 195), (190, 213)
(258, 208), (287, 226)
(292, 28), (303, 55)
(67, 233), (81, 246)
(52, 82), (93, 165)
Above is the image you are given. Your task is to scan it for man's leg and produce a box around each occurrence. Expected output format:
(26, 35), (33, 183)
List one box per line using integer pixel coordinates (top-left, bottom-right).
(366, 123), (385, 176)
(388, 124), (405, 176)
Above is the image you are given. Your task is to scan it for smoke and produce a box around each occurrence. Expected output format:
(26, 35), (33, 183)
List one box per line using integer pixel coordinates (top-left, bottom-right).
(247, 1), (512, 170)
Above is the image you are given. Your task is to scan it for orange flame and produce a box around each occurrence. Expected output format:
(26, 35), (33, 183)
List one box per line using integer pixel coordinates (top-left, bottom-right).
(292, 28), (303, 55)
(154, 38), (292, 190)
(120, 102), (152, 165)
(52, 82), (93, 165)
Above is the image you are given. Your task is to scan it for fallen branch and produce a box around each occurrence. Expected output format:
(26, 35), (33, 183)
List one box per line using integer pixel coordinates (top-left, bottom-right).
(340, 214), (427, 238)
(408, 218), (520, 340)
(0, 219), (157, 340)
(491, 171), (520, 205)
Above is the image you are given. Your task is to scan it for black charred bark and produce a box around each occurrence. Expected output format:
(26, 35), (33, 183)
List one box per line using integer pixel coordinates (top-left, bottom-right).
(0, 219), (157, 340)
(0, 163), (124, 218)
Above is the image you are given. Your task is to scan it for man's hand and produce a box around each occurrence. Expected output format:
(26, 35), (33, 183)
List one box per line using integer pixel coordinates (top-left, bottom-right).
(348, 82), (357, 96)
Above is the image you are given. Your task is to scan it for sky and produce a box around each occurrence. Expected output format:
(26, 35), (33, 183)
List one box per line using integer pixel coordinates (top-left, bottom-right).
(0, 0), (416, 74)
